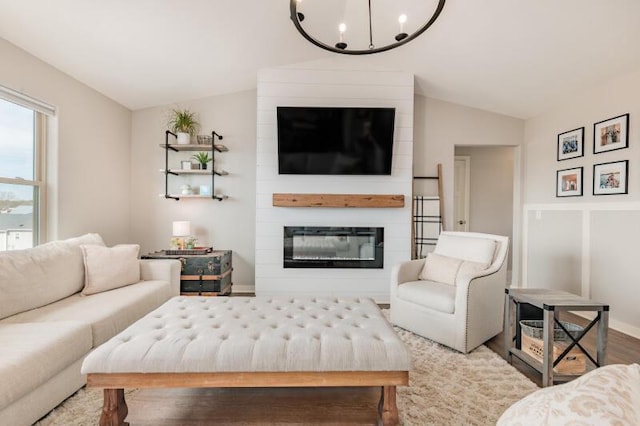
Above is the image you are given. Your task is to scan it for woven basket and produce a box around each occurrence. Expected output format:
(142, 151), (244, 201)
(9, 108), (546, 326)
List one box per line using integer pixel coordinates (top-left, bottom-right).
(520, 320), (582, 341)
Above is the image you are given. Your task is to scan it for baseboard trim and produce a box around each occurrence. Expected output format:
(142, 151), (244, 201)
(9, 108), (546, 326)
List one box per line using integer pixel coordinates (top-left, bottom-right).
(572, 311), (640, 340)
(232, 284), (255, 294)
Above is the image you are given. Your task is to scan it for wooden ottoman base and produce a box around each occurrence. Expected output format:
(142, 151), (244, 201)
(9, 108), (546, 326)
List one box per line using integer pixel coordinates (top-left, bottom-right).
(88, 371), (408, 426)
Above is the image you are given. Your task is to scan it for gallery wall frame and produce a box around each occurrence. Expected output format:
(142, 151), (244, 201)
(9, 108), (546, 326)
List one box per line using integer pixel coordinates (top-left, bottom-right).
(557, 127), (584, 161)
(593, 113), (629, 154)
(593, 160), (628, 196)
(556, 166), (583, 197)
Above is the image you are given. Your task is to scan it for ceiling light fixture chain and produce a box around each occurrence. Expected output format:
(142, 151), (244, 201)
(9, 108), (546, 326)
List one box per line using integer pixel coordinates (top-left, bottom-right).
(290, 0), (446, 55)
(367, 0), (374, 50)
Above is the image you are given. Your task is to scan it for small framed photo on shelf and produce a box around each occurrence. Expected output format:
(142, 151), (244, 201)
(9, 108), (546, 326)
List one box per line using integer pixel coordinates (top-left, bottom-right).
(557, 127), (584, 161)
(593, 160), (628, 195)
(593, 113), (629, 154)
(181, 160), (193, 170)
(556, 167), (583, 197)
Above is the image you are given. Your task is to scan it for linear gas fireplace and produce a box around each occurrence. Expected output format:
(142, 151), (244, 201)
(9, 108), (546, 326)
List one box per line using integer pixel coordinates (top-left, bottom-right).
(284, 226), (383, 269)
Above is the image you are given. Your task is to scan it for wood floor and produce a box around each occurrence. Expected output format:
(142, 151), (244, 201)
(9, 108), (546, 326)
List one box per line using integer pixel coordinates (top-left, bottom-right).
(125, 387), (382, 425)
(486, 311), (640, 386)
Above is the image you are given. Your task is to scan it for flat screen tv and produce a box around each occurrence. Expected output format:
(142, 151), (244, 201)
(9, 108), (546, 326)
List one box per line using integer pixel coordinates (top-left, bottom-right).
(277, 106), (395, 175)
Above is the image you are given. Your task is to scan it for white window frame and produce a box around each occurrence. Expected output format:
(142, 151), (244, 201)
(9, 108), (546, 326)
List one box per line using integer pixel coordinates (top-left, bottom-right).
(0, 84), (55, 247)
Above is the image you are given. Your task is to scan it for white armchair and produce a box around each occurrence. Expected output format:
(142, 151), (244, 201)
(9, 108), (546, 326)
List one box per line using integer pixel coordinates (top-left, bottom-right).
(390, 231), (509, 353)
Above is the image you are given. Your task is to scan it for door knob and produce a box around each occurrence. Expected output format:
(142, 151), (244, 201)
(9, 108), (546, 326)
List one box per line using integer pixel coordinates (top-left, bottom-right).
(458, 220), (466, 225)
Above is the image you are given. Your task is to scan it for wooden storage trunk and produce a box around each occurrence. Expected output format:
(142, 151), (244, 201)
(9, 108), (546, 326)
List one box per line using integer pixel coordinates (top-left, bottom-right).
(521, 333), (586, 374)
(142, 250), (232, 296)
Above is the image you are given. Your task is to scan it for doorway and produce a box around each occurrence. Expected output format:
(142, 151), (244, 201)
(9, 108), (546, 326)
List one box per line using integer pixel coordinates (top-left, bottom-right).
(453, 146), (516, 275)
(454, 156), (470, 231)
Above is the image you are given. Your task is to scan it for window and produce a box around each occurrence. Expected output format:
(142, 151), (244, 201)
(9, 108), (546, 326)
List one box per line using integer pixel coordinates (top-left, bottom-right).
(0, 87), (52, 251)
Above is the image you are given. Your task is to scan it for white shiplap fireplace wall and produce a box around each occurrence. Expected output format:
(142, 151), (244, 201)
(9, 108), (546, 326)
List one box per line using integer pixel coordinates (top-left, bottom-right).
(255, 67), (414, 302)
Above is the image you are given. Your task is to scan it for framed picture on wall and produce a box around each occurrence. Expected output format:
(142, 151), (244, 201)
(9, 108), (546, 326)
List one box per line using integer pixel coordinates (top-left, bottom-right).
(593, 113), (629, 154)
(556, 167), (583, 197)
(557, 127), (584, 161)
(593, 160), (628, 195)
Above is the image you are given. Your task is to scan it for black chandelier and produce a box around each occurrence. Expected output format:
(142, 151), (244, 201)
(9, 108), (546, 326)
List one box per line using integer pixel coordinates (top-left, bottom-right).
(290, 0), (446, 55)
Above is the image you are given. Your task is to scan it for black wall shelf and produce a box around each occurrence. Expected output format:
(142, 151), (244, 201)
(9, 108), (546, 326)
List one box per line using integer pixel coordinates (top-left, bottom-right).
(161, 130), (228, 201)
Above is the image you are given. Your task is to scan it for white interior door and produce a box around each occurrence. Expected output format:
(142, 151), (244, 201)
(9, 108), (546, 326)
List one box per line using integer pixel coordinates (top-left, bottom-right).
(453, 156), (470, 232)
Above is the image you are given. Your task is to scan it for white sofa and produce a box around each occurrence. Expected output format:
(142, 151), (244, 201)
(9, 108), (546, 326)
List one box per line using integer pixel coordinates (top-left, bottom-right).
(0, 234), (181, 426)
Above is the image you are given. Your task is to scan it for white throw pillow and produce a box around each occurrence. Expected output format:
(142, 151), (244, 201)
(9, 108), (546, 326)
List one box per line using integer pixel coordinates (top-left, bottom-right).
(418, 253), (463, 285)
(497, 363), (640, 426)
(81, 244), (141, 295)
(419, 253), (490, 286)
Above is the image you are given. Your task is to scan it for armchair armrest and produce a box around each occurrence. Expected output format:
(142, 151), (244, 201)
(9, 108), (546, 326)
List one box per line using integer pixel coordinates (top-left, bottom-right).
(391, 258), (425, 298)
(453, 261), (508, 352)
(139, 259), (181, 295)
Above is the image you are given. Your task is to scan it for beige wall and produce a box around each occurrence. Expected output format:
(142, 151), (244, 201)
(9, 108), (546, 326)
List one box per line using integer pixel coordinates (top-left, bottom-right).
(522, 71), (640, 338)
(455, 146), (514, 269)
(130, 90), (257, 291)
(0, 38), (132, 245)
(524, 71), (640, 204)
(414, 96), (524, 228)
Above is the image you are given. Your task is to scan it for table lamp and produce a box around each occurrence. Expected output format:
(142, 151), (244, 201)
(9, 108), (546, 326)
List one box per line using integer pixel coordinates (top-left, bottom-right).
(172, 221), (191, 249)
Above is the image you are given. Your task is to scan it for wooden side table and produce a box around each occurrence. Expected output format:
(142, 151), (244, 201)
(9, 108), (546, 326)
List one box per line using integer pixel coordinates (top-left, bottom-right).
(504, 288), (609, 387)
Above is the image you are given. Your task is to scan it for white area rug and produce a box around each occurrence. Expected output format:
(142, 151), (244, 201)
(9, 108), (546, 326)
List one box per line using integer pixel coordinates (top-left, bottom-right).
(36, 314), (539, 425)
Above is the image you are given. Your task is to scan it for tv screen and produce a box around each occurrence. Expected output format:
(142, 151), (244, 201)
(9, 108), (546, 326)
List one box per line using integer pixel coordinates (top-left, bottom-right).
(277, 106), (395, 175)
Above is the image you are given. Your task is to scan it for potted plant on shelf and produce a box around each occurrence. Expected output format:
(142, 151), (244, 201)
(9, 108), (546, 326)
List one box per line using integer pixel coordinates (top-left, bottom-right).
(192, 152), (212, 170)
(168, 108), (199, 145)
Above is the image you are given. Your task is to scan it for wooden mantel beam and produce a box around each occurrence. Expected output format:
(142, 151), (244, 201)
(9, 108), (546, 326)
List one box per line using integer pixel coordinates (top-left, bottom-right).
(272, 193), (405, 208)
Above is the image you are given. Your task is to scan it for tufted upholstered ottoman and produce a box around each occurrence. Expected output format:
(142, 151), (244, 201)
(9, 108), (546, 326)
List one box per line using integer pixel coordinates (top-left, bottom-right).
(82, 296), (411, 425)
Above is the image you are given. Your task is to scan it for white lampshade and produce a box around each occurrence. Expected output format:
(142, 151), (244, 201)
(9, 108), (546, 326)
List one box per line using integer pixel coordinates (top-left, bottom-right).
(172, 221), (191, 237)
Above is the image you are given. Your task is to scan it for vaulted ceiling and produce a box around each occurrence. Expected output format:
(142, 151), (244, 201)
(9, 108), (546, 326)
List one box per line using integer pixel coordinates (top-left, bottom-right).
(1, 0), (639, 118)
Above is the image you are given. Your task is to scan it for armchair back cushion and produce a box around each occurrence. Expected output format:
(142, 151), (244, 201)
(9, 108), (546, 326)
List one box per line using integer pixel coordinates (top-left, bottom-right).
(0, 233), (105, 320)
(434, 234), (496, 265)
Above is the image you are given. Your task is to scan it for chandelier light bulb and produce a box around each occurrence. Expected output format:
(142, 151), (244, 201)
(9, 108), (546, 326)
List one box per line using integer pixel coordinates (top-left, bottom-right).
(336, 22), (348, 50)
(295, 0), (304, 22)
(398, 14), (407, 28)
(395, 14), (408, 42)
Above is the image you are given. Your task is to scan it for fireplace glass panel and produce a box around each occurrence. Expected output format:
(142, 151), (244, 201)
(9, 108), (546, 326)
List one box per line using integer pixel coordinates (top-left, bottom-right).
(284, 227), (383, 268)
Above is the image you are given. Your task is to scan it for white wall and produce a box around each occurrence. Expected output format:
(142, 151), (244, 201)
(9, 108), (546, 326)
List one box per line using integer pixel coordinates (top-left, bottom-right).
(255, 67), (414, 301)
(414, 96), (524, 227)
(130, 90), (257, 291)
(523, 71), (640, 338)
(455, 146), (514, 268)
(0, 38), (132, 245)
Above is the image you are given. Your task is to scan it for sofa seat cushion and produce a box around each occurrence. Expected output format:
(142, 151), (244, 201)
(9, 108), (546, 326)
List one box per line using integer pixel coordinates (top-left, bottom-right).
(0, 280), (173, 347)
(0, 321), (92, 411)
(0, 233), (105, 320)
(397, 280), (455, 314)
(497, 363), (640, 425)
